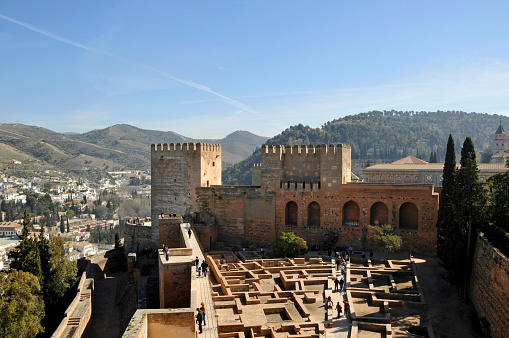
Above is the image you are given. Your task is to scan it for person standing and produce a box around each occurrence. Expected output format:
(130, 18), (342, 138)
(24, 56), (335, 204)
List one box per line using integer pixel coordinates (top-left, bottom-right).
(188, 228), (192, 238)
(200, 302), (207, 326)
(369, 250), (374, 261)
(195, 257), (200, 272)
(339, 278), (345, 292)
(335, 302), (342, 318)
(196, 308), (203, 333)
(334, 278), (340, 292)
(343, 300), (350, 317)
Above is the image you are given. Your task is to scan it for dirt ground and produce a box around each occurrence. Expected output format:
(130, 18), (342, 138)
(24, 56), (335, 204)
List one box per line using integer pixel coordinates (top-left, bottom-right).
(412, 253), (485, 338)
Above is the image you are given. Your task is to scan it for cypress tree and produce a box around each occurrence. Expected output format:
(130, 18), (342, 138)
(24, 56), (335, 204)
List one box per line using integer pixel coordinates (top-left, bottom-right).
(9, 210), (43, 282)
(60, 215), (65, 233)
(437, 134), (460, 277)
(66, 218), (70, 233)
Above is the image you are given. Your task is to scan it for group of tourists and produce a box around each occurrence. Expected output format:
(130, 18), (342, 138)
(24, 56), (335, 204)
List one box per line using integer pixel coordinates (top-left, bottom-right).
(195, 302), (207, 334)
(195, 256), (209, 277)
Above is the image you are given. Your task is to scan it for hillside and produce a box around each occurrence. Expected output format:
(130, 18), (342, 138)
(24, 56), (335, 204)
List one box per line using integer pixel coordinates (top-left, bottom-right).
(222, 111), (509, 184)
(0, 123), (268, 173)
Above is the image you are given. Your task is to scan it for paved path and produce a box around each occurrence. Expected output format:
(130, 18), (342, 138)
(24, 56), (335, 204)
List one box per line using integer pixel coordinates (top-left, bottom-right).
(325, 260), (351, 338)
(188, 226), (218, 338)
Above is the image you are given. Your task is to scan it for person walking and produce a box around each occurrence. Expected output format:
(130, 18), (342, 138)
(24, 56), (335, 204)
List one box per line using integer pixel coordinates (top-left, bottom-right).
(339, 278), (345, 292)
(200, 302), (207, 326)
(188, 228), (192, 238)
(196, 308), (203, 333)
(198, 266), (202, 277)
(369, 249), (374, 261)
(195, 257), (200, 272)
(343, 300), (350, 317)
(335, 302), (342, 318)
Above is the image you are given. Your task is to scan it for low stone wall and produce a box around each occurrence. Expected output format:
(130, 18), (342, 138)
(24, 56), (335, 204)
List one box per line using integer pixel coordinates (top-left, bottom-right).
(469, 233), (509, 338)
(123, 309), (195, 338)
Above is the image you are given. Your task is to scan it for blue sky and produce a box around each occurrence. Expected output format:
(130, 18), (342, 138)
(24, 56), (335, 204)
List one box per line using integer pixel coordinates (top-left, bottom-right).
(1, 1), (509, 138)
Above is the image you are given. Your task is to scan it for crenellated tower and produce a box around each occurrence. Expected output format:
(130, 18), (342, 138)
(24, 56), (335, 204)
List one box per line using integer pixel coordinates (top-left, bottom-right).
(257, 144), (351, 192)
(151, 143), (221, 247)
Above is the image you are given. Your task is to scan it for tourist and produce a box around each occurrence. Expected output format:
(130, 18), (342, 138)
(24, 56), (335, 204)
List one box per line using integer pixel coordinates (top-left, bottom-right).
(335, 256), (340, 270)
(334, 277), (340, 292)
(196, 308), (203, 333)
(339, 278), (345, 292)
(195, 257), (200, 272)
(369, 250), (374, 261)
(349, 246), (353, 258)
(188, 229), (192, 238)
(261, 247), (264, 257)
(198, 266), (202, 277)
(343, 300), (350, 317)
(201, 260), (209, 277)
(335, 302), (342, 318)
(200, 302), (207, 326)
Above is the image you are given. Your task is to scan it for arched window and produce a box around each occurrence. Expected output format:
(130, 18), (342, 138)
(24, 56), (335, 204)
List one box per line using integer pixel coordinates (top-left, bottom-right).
(308, 202), (320, 227)
(370, 202), (388, 226)
(399, 202), (418, 230)
(285, 201), (298, 226)
(343, 201), (360, 226)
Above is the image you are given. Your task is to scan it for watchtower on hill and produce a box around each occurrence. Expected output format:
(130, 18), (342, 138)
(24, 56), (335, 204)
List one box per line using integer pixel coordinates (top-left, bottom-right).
(151, 143), (221, 247)
(492, 122), (508, 164)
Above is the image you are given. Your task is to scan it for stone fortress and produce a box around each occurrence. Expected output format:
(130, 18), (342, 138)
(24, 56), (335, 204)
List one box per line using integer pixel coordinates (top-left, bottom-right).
(151, 142), (439, 254)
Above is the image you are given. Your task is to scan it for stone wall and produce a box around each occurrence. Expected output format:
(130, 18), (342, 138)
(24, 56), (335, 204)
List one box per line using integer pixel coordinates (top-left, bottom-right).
(469, 233), (509, 338)
(125, 223), (153, 255)
(151, 143), (221, 248)
(158, 216), (184, 248)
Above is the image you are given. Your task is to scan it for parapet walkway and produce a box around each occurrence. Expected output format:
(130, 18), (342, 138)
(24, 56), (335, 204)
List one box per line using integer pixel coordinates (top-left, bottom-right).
(188, 229), (218, 338)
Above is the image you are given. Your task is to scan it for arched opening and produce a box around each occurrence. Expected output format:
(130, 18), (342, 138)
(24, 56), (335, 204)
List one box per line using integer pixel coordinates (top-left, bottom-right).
(399, 202), (418, 230)
(307, 202), (320, 227)
(343, 201), (360, 226)
(285, 201), (298, 226)
(370, 202), (388, 225)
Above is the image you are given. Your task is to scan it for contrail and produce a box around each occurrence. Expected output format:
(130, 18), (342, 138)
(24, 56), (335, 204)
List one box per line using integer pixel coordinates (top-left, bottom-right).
(0, 13), (258, 114)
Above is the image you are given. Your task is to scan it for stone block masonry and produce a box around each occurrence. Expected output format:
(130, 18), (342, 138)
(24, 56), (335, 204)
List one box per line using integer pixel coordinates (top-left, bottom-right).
(151, 143), (221, 248)
(469, 233), (509, 338)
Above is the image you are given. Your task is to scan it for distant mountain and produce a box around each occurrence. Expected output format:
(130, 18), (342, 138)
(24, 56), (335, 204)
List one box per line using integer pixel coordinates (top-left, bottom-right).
(222, 111), (509, 184)
(0, 123), (269, 173)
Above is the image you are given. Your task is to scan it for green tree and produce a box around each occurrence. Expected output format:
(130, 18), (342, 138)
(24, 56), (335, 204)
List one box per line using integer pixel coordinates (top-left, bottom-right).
(60, 216), (65, 233)
(66, 209), (75, 219)
(294, 236), (308, 254)
(274, 232), (305, 258)
(9, 211), (43, 281)
(437, 135), (460, 268)
(0, 270), (45, 338)
(115, 231), (122, 249)
(457, 137), (487, 228)
(321, 229), (339, 251)
(42, 236), (78, 306)
(368, 224), (402, 259)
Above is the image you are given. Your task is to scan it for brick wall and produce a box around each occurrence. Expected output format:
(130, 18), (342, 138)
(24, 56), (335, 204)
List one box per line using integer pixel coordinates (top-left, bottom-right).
(159, 254), (193, 308)
(469, 233), (509, 338)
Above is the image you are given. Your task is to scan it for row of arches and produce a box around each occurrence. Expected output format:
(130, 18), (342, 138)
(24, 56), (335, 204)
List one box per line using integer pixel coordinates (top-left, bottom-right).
(285, 201), (418, 229)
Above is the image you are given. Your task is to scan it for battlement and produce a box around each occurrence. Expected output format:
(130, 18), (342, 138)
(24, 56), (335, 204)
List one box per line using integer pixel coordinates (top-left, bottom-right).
(261, 144), (350, 156)
(151, 142), (221, 154)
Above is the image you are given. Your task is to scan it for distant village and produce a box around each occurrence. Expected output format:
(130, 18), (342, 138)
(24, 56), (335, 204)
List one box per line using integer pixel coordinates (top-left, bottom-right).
(0, 167), (151, 271)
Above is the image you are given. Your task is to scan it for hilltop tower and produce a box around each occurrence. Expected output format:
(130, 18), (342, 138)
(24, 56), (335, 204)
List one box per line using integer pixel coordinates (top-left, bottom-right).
(151, 143), (221, 247)
(492, 122), (508, 164)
